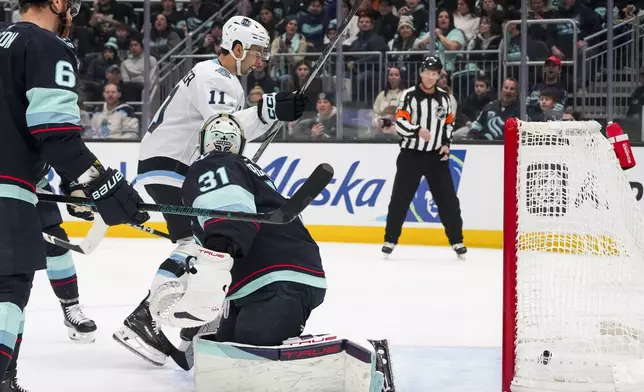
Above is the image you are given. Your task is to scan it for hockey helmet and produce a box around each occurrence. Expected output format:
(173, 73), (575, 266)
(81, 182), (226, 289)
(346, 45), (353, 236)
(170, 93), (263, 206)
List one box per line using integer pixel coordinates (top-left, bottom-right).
(221, 16), (270, 75)
(199, 113), (246, 156)
(420, 55), (443, 72)
(19, 0), (81, 17)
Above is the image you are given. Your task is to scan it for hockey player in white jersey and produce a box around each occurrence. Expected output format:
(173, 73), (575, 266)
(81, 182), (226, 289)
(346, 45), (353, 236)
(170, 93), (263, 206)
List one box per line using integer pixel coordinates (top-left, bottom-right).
(112, 15), (309, 365)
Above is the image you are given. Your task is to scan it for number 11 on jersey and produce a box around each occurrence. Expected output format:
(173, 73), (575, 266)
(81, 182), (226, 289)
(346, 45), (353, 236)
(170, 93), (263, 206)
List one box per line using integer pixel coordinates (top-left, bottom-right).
(209, 90), (226, 105)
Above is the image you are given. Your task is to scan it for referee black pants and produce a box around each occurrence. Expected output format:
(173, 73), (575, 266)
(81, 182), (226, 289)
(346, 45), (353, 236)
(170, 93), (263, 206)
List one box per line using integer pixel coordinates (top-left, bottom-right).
(384, 149), (464, 245)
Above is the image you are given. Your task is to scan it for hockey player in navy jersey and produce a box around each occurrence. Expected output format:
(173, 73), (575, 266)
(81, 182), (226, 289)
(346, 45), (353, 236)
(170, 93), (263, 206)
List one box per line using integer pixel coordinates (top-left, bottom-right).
(119, 114), (327, 365)
(0, 0), (148, 388)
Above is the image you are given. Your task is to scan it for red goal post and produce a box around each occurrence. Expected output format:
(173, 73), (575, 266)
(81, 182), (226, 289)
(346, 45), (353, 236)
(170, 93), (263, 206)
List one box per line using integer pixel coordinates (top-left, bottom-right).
(502, 117), (644, 392)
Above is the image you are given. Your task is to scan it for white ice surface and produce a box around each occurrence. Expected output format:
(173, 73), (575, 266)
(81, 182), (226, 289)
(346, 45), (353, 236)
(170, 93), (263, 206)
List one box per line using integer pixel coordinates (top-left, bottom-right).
(16, 239), (503, 391)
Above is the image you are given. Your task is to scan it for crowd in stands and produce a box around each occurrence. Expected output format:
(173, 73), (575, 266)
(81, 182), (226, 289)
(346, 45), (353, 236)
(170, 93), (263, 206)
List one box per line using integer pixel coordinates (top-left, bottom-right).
(3, 0), (644, 140)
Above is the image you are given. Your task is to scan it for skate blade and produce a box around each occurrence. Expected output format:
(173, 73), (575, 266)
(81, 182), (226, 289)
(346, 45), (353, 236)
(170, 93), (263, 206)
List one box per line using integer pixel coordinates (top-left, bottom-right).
(68, 328), (96, 344)
(112, 326), (167, 366)
(457, 254), (466, 260)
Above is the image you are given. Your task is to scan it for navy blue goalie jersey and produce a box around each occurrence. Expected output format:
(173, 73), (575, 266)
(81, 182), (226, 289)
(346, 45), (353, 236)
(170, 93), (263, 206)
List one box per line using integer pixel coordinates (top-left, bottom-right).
(181, 152), (327, 300)
(0, 21), (96, 204)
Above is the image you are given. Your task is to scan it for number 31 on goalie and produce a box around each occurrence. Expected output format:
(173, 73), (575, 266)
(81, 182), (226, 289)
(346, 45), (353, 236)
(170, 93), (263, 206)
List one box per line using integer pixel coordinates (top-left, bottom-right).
(198, 167), (230, 192)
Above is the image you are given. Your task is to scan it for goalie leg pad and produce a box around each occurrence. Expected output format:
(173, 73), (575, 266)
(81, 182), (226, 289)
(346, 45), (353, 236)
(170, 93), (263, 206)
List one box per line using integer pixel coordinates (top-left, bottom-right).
(149, 243), (233, 328)
(194, 335), (385, 392)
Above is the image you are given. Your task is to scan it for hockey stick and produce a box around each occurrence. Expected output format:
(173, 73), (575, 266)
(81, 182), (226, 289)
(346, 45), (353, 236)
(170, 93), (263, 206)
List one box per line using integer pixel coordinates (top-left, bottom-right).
(41, 214), (109, 255)
(250, 0), (363, 163)
(38, 164), (334, 223)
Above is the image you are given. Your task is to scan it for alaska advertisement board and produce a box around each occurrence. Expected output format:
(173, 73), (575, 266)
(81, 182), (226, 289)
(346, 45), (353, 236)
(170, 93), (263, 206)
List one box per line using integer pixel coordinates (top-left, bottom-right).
(49, 142), (644, 248)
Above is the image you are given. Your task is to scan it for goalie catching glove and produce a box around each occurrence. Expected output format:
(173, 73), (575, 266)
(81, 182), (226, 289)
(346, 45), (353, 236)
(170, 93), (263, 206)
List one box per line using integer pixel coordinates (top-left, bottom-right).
(258, 91), (309, 123)
(149, 243), (233, 328)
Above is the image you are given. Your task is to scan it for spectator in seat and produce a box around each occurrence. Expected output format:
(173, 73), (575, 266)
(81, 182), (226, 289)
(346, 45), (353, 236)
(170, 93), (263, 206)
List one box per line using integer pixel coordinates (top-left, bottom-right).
(388, 16), (423, 82)
(331, 0), (359, 47)
(525, 56), (567, 119)
(372, 66), (405, 136)
(257, 4), (278, 40)
(111, 23), (134, 60)
(150, 13), (181, 59)
(155, 0), (186, 29)
(468, 77), (520, 140)
(454, 0), (480, 41)
(378, 0), (400, 42)
(293, 93), (338, 140)
(286, 59), (323, 112)
(627, 69), (644, 118)
(270, 17), (307, 88)
(90, 0), (136, 29)
(398, 0), (429, 33)
(87, 83), (140, 139)
(550, 0), (601, 60)
(86, 39), (120, 82)
(246, 63), (280, 95)
(416, 9), (467, 74)
(197, 20), (224, 55)
(297, 0), (325, 51)
(121, 36), (158, 84)
(502, 13), (538, 63)
(459, 75), (493, 128)
(247, 85), (265, 107)
(104, 65), (142, 102)
(183, 0), (219, 32)
(466, 13), (502, 74)
(530, 88), (564, 121)
(527, 0), (558, 44)
(324, 20), (337, 45)
(481, 0), (504, 15)
(347, 11), (389, 102)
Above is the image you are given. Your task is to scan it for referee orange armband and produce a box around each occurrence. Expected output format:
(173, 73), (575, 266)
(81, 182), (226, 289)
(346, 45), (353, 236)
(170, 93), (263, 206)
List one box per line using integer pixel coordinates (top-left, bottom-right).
(396, 109), (411, 122)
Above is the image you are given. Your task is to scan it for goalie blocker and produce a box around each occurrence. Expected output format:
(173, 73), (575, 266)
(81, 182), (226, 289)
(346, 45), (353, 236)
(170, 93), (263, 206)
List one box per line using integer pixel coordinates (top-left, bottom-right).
(193, 334), (392, 392)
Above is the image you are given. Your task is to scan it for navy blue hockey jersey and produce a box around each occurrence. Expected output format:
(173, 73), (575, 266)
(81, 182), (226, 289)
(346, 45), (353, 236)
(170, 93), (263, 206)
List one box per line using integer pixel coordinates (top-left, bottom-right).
(0, 21), (97, 204)
(181, 152), (326, 300)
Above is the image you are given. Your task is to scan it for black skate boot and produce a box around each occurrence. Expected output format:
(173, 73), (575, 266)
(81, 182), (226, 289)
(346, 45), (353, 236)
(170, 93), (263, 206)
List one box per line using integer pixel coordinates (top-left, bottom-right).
(452, 243), (467, 260)
(381, 242), (395, 259)
(1, 369), (29, 392)
(113, 294), (171, 366)
(62, 302), (97, 343)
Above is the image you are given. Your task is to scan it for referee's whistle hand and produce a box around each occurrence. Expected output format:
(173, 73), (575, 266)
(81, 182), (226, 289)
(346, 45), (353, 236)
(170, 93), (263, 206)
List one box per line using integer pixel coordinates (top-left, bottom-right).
(419, 128), (432, 141)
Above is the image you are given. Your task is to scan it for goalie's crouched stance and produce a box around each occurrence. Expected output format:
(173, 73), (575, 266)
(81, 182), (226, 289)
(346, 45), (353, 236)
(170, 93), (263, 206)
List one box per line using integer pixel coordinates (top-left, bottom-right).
(114, 113), (327, 367)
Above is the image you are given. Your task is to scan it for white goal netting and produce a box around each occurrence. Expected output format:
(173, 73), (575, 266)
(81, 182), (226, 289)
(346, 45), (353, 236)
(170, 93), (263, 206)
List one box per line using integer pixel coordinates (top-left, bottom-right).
(509, 120), (644, 392)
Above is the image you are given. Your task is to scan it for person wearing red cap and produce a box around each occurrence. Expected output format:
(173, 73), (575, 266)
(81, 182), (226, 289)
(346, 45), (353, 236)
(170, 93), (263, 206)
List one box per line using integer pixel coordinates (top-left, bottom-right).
(525, 55), (567, 120)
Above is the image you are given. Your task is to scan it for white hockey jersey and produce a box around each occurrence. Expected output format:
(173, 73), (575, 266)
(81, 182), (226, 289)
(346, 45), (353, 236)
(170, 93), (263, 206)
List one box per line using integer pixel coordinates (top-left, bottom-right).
(137, 58), (274, 187)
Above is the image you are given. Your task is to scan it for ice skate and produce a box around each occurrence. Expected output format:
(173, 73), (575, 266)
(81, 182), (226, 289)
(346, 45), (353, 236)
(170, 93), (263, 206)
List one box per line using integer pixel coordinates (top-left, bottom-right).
(62, 303), (96, 343)
(0, 370), (29, 392)
(452, 243), (467, 260)
(113, 296), (170, 366)
(381, 242), (395, 259)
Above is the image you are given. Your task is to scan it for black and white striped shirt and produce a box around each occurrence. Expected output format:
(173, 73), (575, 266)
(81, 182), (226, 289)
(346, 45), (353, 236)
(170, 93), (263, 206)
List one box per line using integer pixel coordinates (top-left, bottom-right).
(395, 85), (454, 152)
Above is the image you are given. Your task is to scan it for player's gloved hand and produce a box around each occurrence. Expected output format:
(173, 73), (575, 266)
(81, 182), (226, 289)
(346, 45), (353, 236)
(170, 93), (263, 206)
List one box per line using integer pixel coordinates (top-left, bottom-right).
(258, 92), (309, 123)
(60, 178), (94, 221)
(149, 243), (233, 328)
(84, 168), (149, 226)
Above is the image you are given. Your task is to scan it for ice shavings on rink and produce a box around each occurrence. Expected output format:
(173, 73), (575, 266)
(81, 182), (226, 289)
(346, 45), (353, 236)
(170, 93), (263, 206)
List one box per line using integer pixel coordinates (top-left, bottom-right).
(16, 239), (502, 392)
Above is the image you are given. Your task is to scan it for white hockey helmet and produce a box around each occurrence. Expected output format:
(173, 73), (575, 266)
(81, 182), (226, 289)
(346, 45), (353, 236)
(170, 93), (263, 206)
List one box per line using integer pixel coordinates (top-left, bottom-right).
(199, 113), (246, 156)
(220, 16), (271, 75)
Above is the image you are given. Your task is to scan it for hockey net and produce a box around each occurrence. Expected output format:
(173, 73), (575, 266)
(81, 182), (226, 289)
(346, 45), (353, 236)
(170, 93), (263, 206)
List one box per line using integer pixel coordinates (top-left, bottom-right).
(502, 118), (644, 392)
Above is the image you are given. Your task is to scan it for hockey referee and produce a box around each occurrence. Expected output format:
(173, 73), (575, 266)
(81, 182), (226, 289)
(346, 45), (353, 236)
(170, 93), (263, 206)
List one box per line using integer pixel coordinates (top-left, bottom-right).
(382, 56), (467, 259)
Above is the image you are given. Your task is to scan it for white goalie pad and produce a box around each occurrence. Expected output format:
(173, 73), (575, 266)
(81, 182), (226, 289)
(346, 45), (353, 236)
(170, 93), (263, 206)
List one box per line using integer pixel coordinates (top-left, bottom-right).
(149, 243), (233, 328)
(194, 334), (385, 392)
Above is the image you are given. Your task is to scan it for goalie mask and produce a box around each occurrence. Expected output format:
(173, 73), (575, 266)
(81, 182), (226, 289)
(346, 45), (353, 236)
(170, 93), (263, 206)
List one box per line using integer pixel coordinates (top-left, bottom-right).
(199, 113), (246, 156)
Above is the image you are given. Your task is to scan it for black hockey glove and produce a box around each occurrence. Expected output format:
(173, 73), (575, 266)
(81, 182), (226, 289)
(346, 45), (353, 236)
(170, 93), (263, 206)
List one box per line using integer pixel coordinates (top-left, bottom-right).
(60, 178), (94, 221)
(258, 92), (309, 123)
(84, 168), (149, 226)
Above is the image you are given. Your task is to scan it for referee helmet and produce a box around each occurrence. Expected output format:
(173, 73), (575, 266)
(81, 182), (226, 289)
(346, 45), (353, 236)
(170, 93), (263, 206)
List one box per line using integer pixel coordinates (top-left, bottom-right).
(420, 55), (443, 72)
